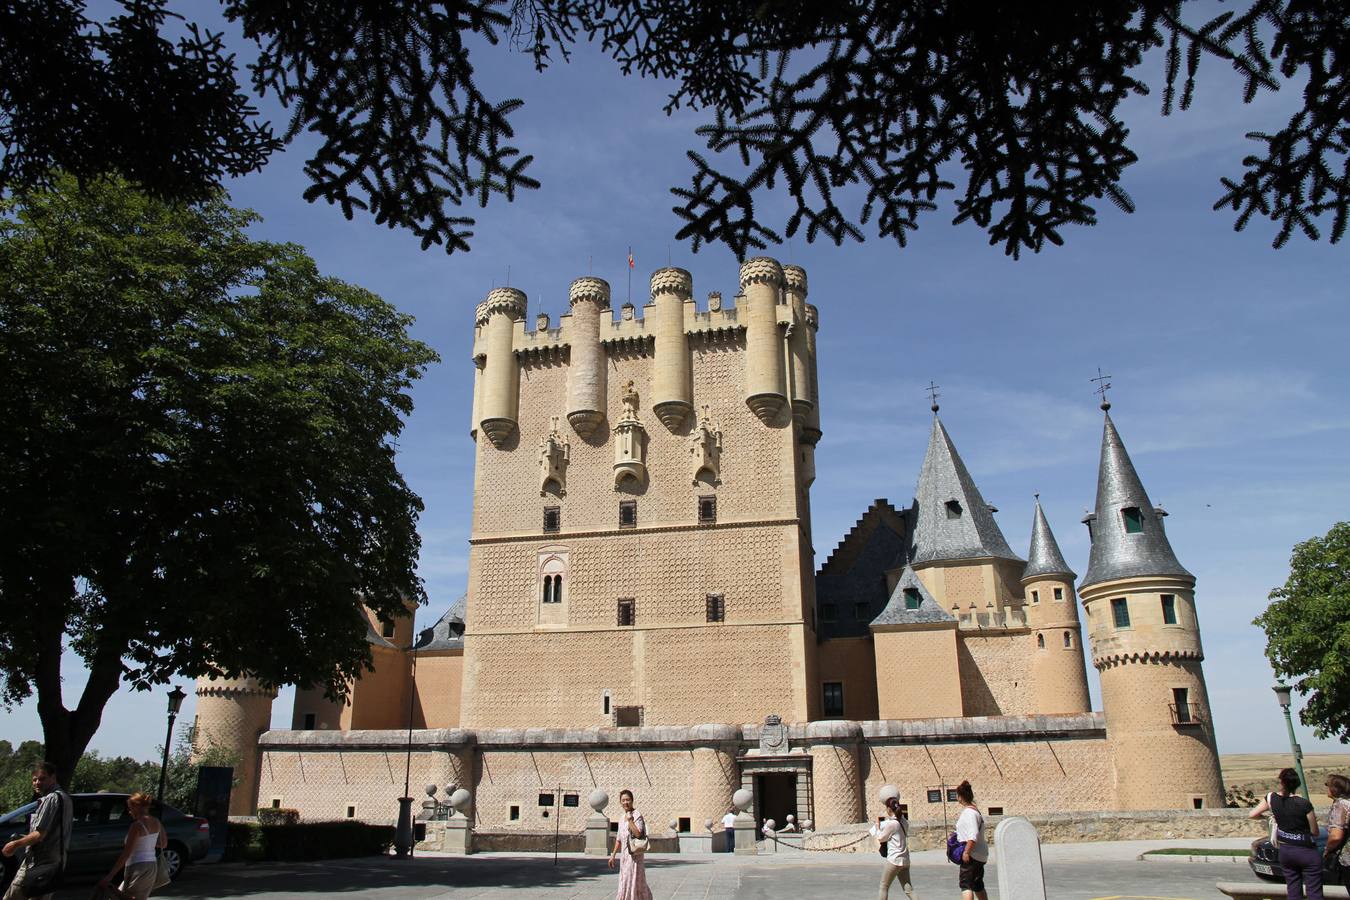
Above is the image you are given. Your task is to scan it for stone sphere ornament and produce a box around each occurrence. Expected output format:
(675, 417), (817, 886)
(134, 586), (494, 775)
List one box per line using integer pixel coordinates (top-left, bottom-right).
(448, 788), (472, 814)
(785, 814), (795, 824)
(704, 818), (714, 831)
(802, 820), (813, 832)
(424, 784), (438, 797)
(879, 784), (900, 805)
(443, 783), (458, 797)
(732, 788), (753, 811)
(669, 819), (679, 833)
(588, 789), (609, 813)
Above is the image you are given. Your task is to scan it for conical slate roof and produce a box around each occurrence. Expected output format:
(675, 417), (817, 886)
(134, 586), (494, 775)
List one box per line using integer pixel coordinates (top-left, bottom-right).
(871, 566), (956, 627)
(1023, 497), (1075, 580)
(910, 416), (1022, 565)
(413, 594), (467, 651)
(1080, 412), (1192, 588)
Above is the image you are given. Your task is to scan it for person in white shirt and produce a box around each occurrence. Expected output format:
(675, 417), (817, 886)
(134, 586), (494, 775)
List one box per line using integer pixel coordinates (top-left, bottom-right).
(721, 808), (737, 853)
(869, 795), (917, 899)
(953, 780), (989, 900)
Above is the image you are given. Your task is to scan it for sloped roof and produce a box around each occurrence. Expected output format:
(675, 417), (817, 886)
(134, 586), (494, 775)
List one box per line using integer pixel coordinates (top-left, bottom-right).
(871, 565), (956, 628)
(413, 594), (467, 651)
(1080, 412), (1192, 588)
(815, 500), (912, 639)
(1023, 496), (1075, 580)
(910, 416), (1021, 566)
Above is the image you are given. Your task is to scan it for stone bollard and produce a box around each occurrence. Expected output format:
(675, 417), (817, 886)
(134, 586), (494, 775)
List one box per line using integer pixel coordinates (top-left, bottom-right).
(993, 816), (1046, 900)
(731, 788), (758, 856)
(443, 789), (474, 855)
(585, 790), (612, 856)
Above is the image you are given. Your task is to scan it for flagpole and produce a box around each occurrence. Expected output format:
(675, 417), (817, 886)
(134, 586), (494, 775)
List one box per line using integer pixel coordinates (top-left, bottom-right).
(627, 246), (633, 304)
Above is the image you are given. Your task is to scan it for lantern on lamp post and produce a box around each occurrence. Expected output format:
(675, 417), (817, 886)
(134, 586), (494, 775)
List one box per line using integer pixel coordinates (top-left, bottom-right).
(1272, 684), (1310, 801)
(156, 686), (188, 815)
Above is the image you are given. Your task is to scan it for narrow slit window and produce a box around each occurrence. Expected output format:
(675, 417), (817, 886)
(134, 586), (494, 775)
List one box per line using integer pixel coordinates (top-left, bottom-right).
(706, 593), (725, 622)
(1036, 633), (1045, 650)
(1063, 631), (1073, 648)
(1030, 590), (1040, 605)
(1121, 506), (1143, 534)
(617, 597), (635, 626)
(346, 805), (356, 819)
(1161, 594), (1177, 625)
(1111, 598), (1131, 628)
(822, 682), (844, 717)
(1053, 587), (1064, 601)
(619, 500), (637, 529)
(509, 805), (520, 821)
(1173, 687), (1192, 723)
(602, 691), (611, 715)
(543, 506), (561, 533)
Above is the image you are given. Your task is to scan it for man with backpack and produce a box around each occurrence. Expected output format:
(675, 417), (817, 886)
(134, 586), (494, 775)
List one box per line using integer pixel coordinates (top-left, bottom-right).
(1, 762), (73, 900)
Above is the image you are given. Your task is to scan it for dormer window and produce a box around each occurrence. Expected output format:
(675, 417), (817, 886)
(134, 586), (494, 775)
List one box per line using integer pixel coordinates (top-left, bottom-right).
(903, 588), (921, 610)
(945, 500), (963, 519)
(1121, 506), (1143, 534)
(1030, 590), (1040, 605)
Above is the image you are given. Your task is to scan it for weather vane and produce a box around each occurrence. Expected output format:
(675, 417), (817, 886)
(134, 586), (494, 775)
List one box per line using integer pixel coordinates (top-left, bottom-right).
(926, 381), (940, 413)
(1090, 368), (1112, 411)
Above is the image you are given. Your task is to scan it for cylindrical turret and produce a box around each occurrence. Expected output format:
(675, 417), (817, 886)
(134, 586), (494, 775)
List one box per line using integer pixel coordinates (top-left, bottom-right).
(470, 360), (484, 441)
(650, 267), (693, 431)
(192, 675), (277, 816)
(478, 288), (527, 447)
(739, 257), (787, 424)
(566, 277), (610, 438)
(805, 721), (863, 827)
(1023, 499), (1091, 714)
(783, 265), (813, 426)
(688, 725), (740, 831)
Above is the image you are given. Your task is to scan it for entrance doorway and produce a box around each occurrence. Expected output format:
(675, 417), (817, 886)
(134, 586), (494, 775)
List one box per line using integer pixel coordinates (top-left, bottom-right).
(754, 773), (797, 832)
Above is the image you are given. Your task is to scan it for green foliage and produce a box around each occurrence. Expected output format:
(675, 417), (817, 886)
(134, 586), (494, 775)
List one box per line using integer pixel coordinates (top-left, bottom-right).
(256, 807), (301, 826)
(0, 173), (439, 784)
(127, 727), (239, 814)
(1255, 521), (1350, 743)
(223, 820), (395, 862)
(0, 739), (47, 811)
(2, 2), (1347, 256)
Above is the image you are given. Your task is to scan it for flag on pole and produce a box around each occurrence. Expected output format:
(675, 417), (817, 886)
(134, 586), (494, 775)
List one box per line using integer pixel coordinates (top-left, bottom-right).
(627, 247), (635, 269)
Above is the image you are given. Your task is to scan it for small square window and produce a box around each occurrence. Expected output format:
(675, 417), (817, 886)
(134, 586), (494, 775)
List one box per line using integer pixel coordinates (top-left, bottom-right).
(822, 682), (844, 717)
(543, 506), (561, 533)
(1161, 594), (1177, 625)
(903, 588), (921, 610)
(945, 500), (963, 519)
(1122, 506), (1143, 534)
(619, 500), (637, 528)
(1111, 598), (1131, 628)
(854, 601), (870, 620)
(563, 794), (579, 808)
(698, 495), (717, 524)
(1053, 587), (1064, 601)
(271, 798), (282, 809)
(678, 816), (691, 833)
(988, 806), (1004, 817)
(926, 789), (942, 804)
(303, 713), (316, 731)
(617, 597), (635, 627)
(381, 619), (396, 638)
(821, 603), (837, 623)
(346, 805), (356, 819)
(946, 789), (959, 803)
(1030, 590), (1039, 604)
(538, 793), (555, 807)
(1192, 797), (1204, 810)
(706, 593), (725, 623)
(509, 805), (520, 821)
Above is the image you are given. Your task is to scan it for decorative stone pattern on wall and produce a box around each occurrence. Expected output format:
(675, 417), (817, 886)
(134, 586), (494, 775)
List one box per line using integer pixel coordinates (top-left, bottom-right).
(257, 748), (466, 824)
(957, 631), (1036, 717)
(691, 747), (740, 828)
(873, 628), (963, 719)
(413, 654), (463, 728)
(809, 742), (863, 826)
(815, 636), (880, 721)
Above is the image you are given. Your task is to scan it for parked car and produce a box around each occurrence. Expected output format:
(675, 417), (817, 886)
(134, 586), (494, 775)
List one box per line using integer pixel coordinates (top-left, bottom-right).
(0, 792), (210, 891)
(1249, 826), (1330, 882)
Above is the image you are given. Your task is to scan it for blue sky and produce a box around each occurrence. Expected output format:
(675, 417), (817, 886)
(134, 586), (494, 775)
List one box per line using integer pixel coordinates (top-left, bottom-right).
(6, 10), (1349, 764)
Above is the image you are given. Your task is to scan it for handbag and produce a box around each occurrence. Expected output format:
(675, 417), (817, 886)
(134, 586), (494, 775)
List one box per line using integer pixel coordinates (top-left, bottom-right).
(629, 835), (649, 854)
(153, 849), (172, 889)
(1267, 793), (1279, 848)
(21, 792), (66, 898)
(946, 831), (964, 865)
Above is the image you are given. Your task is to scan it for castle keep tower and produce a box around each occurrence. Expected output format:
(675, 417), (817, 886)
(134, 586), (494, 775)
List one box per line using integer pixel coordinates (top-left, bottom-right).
(1023, 498), (1091, 715)
(1078, 407), (1223, 809)
(192, 676), (276, 815)
(460, 258), (821, 728)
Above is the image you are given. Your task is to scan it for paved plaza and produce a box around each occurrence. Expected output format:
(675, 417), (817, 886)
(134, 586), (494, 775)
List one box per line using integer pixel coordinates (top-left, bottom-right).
(47, 838), (1280, 899)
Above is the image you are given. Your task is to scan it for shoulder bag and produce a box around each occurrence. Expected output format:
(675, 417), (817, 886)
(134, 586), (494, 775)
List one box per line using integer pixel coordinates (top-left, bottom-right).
(627, 816), (649, 855)
(1267, 793), (1279, 848)
(153, 824), (172, 889)
(20, 792), (66, 898)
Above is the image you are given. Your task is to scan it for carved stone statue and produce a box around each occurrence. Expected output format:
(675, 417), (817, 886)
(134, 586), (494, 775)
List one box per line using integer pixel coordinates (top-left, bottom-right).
(621, 381), (640, 419)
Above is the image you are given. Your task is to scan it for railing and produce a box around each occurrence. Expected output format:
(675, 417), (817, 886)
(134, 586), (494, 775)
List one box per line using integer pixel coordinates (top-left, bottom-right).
(956, 608), (1028, 630)
(1169, 703), (1205, 726)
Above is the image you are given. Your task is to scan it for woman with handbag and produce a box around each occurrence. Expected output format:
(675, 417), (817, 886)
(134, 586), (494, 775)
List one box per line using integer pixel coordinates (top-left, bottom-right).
(606, 789), (652, 900)
(869, 794), (918, 899)
(1249, 768), (1323, 900)
(952, 781), (988, 900)
(97, 793), (168, 900)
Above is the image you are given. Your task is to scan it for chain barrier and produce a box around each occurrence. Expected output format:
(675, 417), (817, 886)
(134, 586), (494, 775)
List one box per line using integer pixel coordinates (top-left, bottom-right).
(763, 829), (875, 852)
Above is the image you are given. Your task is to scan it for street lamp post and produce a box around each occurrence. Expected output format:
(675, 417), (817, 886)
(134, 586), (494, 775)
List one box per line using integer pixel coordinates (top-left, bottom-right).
(1272, 684), (1310, 801)
(156, 686), (188, 816)
(394, 611), (418, 859)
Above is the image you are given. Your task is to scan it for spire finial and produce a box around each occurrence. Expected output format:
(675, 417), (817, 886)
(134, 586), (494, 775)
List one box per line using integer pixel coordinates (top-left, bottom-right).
(1033, 491), (1040, 501)
(927, 381), (941, 414)
(1091, 367), (1112, 411)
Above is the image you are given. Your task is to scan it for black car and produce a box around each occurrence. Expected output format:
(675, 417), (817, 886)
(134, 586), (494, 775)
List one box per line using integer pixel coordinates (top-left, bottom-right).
(1249, 826), (1329, 882)
(1, 793), (211, 890)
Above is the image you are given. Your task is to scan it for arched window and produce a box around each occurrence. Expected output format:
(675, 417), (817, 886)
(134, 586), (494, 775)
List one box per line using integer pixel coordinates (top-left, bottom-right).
(539, 553), (567, 605)
(1063, 631), (1073, 648)
(1036, 633), (1045, 650)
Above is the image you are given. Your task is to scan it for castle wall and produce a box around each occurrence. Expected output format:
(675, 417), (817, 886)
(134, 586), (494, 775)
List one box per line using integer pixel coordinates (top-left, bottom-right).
(873, 627), (963, 719)
(815, 636), (879, 721)
(347, 644), (412, 731)
(413, 653), (463, 729)
(915, 558), (1024, 614)
(956, 630), (1036, 717)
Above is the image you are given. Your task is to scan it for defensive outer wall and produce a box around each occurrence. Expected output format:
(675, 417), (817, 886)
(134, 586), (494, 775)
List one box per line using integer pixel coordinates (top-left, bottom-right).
(256, 714), (1123, 831)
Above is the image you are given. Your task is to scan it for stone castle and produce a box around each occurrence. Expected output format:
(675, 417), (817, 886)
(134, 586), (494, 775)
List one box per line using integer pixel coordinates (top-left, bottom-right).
(193, 258), (1224, 834)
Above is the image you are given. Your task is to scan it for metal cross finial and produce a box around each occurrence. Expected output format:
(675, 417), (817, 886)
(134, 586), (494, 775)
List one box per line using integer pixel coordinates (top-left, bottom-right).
(1090, 368), (1112, 411)
(926, 381), (941, 414)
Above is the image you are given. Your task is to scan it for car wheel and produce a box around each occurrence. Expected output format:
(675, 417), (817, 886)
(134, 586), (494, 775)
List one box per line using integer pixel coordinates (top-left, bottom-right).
(163, 842), (188, 880)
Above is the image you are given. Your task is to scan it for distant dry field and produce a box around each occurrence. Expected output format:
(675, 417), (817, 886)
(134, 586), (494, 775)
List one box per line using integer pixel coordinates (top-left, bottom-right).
(1221, 753), (1350, 805)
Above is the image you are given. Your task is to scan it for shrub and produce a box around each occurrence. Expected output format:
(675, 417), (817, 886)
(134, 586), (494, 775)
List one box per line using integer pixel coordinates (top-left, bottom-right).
(257, 807), (301, 826)
(224, 820), (395, 862)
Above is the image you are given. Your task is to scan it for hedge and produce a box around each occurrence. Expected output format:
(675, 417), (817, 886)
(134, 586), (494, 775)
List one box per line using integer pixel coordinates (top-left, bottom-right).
(224, 821), (396, 862)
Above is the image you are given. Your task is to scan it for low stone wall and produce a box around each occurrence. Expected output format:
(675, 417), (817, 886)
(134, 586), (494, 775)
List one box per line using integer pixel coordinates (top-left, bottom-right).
(465, 830), (682, 854)
(802, 808), (1258, 853)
